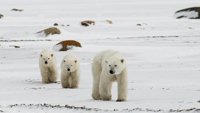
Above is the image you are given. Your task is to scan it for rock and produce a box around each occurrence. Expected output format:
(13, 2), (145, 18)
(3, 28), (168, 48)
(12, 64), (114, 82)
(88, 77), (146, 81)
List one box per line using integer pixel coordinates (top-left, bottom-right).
(9, 45), (20, 48)
(53, 23), (70, 27)
(105, 19), (113, 24)
(53, 40), (82, 51)
(37, 27), (61, 37)
(81, 20), (95, 27)
(0, 14), (3, 19)
(175, 7), (200, 19)
(11, 8), (23, 12)
(53, 23), (58, 26)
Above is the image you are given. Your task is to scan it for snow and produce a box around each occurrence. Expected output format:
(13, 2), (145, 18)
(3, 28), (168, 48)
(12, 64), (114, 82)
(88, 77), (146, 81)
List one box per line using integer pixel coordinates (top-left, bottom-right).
(53, 43), (63, 51)
(0, 0), (200, 113)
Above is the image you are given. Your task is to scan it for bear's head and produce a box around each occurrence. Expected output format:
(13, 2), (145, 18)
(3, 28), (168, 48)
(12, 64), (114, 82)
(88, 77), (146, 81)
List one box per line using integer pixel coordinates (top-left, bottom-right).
(40, 50), (55, 67)
(62, 57), (79, 72)
(105, 57), (126, 75)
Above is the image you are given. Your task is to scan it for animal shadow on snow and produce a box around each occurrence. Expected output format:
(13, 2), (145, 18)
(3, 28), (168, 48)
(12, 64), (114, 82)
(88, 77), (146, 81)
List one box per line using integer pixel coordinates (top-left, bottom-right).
(24, 79), (60, 90)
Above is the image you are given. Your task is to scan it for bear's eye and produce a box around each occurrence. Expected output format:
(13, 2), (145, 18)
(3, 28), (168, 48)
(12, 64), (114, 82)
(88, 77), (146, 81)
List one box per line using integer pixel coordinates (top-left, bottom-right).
(48, 58), (50, 60)
(71, 65), (73, 66)
(114, 65), (117, 67)
(63, 60), (66, 62)
(109, 65), (111, 67)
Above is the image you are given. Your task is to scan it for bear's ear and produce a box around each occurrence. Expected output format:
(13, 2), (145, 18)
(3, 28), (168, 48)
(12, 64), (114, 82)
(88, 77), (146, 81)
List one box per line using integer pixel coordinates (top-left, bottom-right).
(105, 60), (108, 63)
(121, 59), (124, 63)
(75, 60), (77, 63)
(63, 60), (66, 62)
(40, 54), (43, 58)
(51, 54), (53, 57)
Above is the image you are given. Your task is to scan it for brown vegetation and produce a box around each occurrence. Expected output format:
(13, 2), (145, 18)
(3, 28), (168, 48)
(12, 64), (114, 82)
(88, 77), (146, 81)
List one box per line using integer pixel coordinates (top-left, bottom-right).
(55, 40), (82, 51)
(37, 27), (61, 37)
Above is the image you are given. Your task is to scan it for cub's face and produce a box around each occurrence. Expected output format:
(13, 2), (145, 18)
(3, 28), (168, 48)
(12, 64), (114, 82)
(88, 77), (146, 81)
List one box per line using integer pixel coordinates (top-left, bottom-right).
(105, 58), (125, 75)
(62, 59), (79, 72)
(40, 52), (54, 67)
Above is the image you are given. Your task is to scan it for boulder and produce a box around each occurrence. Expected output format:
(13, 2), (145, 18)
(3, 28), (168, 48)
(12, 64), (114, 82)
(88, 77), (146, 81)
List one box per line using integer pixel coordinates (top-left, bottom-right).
(11, 8), (23, 12)
(175, 7), (200, 19)
(81, 20), (95, 27)
(0, 14), (3, 19)
(37, 27), (61, 37)
(53, 40), (82, 51)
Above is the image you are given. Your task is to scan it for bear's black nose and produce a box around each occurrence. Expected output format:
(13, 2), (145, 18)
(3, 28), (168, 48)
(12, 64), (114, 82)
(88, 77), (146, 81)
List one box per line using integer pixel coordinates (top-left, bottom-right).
(67, 68), (70, 71)
(45, 61), (48, 64)
(109, 70), (114, 74)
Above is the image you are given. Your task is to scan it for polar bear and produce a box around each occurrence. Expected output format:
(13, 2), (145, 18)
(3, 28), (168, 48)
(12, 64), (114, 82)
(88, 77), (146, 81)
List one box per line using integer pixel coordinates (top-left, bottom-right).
(61, 54), (80, 88)
(39, 50), (58, 84)
(92, 50), (128, 102)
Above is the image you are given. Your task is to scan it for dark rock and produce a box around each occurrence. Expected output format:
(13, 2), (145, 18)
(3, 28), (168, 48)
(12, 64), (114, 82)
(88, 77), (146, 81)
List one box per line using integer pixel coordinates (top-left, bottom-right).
(0, 14), (3, 19)
(175, 7), (200, 19)
(13, 45), (20, 48)
(81, 20), (95, 27)
(11, 8), (23, 12)
(53, 23), (58, 26)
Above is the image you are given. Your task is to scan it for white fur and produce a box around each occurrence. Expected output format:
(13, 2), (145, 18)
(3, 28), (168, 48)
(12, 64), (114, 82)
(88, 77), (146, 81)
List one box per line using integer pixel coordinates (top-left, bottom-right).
(61, 54), (80, 88)
(39, 50), (58, 84)
(92, 50), (128, 101)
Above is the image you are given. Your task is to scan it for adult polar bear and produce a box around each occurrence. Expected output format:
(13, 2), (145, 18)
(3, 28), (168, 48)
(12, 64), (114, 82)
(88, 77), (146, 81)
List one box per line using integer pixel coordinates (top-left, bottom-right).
(92, 50), (128, 102)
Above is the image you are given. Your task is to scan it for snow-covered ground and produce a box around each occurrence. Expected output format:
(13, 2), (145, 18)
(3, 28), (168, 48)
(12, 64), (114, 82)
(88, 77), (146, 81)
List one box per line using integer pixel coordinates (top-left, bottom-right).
(0, 0), (200, 113)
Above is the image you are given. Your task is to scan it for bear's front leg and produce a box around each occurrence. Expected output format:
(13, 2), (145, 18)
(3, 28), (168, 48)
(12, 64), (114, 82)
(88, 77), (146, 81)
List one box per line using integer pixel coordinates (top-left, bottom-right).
(41, 69), (50, 84)
(61, 74), (70, 88)
(99, 76), (112, 101)
(71, 72), (79, 88)
(116, 70), (128, 102)
(42, 76), (49, 84)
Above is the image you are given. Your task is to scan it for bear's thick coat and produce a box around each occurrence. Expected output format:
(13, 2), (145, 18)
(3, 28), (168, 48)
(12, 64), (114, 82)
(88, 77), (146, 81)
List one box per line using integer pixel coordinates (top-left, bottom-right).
(92, 50), (128, 101)
(39, 50), (58, 83)
(61, 54), (80, 88)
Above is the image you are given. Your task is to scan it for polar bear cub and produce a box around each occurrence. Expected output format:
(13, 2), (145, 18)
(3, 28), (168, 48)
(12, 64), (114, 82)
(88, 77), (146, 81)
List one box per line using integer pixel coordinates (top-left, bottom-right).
(92, 50), (128, 101)
(61, 54), (80, 88)
(39, 50), (58, 83)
